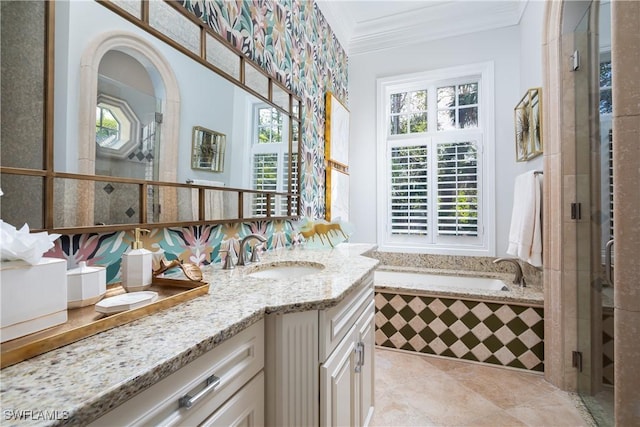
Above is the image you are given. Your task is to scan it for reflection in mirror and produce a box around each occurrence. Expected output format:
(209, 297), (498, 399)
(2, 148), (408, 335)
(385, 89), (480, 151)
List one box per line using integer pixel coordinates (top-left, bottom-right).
(1, 174), (44, 229)
(110, 0), (141, 19)
(148, 0), (199, 54)
(245, 62), (270, 99)
(0, 1), (46, 228)
(93, 181), (142, 226)
(191, 127), (225, 172)
(1, 0), (301, 233)
(272, 84), (290, 112)
(249, 104), (295, 216)
(206, 34), (241, 81)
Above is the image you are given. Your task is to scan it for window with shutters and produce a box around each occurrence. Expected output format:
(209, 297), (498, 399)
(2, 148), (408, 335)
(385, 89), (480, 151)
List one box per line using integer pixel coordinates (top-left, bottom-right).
(377, 63), (495, 254)
(250, 104), (295, 216)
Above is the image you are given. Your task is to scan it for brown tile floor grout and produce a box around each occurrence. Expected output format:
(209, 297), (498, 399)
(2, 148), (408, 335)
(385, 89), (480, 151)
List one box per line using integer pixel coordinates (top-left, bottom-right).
(370, 347), (596, 427)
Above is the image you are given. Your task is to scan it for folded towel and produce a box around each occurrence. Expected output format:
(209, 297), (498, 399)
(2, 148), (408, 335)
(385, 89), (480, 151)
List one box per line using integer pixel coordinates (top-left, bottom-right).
(506, 171), (543, 267)
(190, 180), (224, 220)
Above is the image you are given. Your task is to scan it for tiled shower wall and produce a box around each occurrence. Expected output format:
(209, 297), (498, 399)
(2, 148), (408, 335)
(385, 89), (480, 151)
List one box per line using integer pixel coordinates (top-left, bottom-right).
(375, 292), (545, 372)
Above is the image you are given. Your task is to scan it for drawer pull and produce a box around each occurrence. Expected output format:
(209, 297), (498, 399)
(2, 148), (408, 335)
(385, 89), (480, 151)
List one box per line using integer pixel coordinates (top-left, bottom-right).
(179, 374), (221, 409)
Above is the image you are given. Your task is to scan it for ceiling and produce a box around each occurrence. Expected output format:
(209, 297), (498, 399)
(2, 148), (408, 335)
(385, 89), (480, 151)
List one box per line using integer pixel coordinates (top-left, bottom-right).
(316, 0), (529, 55)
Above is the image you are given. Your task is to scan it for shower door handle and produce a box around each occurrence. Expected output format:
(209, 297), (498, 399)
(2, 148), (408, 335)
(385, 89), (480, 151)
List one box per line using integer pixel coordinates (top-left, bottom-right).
(605, 239), (614, 287)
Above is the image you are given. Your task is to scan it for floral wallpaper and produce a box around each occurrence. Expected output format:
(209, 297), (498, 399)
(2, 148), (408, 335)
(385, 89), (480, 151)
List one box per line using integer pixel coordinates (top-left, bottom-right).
(179, 0), (349, 218)
(44, 0), (348, 283)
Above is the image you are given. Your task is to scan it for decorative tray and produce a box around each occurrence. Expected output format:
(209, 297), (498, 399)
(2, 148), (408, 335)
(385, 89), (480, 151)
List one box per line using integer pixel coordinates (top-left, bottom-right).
(0, 278), (209, 369)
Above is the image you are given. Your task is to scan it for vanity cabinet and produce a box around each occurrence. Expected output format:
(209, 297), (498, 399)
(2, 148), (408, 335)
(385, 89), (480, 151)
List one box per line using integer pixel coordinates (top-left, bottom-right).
(265, 272), (375, 426)
(90, 319), (264, 427)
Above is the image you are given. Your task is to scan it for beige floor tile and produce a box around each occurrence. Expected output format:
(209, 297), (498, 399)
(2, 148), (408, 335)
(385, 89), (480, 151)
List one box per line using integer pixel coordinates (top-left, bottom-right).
(372, 348), (590, 427)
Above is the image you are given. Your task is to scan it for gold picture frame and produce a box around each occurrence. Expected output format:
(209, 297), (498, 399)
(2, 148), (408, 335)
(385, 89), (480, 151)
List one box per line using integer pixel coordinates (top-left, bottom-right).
(514, 87), (543, 162)
(325, 92), (350, 221)
(191, 126), (225, 172)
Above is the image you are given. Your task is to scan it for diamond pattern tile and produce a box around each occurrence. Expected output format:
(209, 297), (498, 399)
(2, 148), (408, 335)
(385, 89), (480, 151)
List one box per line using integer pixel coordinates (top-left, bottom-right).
(602, 309), (614, 385)
(375, 292), (544, 372)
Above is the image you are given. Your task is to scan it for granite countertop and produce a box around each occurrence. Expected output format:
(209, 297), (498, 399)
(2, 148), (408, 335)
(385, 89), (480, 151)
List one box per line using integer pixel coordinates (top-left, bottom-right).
(0, 243), (378, 427)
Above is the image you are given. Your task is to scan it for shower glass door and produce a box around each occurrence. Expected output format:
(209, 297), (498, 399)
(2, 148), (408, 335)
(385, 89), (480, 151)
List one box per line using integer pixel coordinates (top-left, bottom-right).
(575, 1), (614, 425)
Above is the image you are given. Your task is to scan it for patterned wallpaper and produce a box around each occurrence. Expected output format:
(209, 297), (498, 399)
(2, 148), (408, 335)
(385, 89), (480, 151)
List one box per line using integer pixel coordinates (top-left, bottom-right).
(179, 0), (349, 218)
(44, 0), (348, 283)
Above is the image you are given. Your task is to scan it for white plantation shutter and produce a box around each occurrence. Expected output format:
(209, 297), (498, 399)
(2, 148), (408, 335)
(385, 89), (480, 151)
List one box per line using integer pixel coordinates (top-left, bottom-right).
(282, 152), (299, 215)
(436, 142), (478, 236)
(390, 145), (429, 235)
(252, 153), (278, 216)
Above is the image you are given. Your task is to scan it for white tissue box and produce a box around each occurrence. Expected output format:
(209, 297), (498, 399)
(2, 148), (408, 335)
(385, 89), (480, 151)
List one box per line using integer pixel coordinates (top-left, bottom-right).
(1, 257), (68, 343)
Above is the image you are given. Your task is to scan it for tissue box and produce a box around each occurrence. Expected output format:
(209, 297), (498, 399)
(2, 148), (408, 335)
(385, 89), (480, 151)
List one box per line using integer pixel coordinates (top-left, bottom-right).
(1, 257), (68, 343)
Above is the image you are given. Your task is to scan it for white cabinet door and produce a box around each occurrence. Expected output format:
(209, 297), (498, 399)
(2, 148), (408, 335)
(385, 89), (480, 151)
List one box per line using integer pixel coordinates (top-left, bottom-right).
(358, 304), (375, 426)
(320, 326), (359, 427)
(201, 372), (264, 427)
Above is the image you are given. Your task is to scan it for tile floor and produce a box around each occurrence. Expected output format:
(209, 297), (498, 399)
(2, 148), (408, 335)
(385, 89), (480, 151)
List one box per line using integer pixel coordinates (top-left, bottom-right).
(370, 348), (593, 427)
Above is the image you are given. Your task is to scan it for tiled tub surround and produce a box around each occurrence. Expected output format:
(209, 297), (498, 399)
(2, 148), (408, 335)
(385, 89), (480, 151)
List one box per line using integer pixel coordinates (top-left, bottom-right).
(0, 243), (378, 427)
(373, 262), (545, 373)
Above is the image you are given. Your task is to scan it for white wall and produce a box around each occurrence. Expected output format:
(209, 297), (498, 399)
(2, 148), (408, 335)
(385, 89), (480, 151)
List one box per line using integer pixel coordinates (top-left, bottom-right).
(349, 24), (537, 256)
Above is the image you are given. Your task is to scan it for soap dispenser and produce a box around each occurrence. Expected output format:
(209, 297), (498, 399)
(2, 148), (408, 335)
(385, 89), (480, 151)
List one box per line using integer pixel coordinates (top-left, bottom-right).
(121, 228), (153, 292)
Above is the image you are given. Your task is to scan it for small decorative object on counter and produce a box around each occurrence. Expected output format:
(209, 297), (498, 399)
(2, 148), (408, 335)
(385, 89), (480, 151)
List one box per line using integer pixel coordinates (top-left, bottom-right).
(153, 257), (203, 282)
(121, 228), (153, 292)
(67, 261), (107, 308)
(297, 218), (354, 249)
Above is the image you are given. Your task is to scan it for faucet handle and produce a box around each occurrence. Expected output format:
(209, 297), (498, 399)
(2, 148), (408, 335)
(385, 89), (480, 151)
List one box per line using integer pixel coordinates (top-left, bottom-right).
(250, 242), (264, 263)
(220, 245), (235, 270)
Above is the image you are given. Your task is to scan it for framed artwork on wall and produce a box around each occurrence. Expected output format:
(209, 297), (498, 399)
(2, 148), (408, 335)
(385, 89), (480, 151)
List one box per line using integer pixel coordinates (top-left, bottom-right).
(191, 126), (225, 172)
(325, 92), (350, 167)
(514, 87), (543, 162)
(325, 92), (350, 221)
(326, 166), (349, 222)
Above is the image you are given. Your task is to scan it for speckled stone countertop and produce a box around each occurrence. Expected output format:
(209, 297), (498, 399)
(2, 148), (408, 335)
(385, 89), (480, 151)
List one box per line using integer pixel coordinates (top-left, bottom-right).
(0, 243), (378, 427)
(375, 265), (544, 306)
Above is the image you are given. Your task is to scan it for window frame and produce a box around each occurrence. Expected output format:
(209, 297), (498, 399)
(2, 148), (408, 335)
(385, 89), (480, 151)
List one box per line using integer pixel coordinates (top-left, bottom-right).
(376, 62), (495, 255)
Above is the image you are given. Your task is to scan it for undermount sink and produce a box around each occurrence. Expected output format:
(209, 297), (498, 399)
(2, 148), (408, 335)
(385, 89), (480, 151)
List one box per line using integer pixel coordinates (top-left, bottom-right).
(246, 261), (325, 279)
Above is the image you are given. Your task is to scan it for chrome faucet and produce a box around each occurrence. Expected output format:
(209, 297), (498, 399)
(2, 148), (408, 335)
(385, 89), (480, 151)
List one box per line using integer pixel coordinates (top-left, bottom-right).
(236, 234), (267, 266)
(493, 258), (526, 287)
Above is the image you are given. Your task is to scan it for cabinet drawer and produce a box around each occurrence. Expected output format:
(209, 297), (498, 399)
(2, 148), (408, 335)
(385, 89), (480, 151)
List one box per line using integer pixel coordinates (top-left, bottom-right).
(90, 319), (264, 427)
(201, 371), (264, 426)
(319, 272), (373, 362)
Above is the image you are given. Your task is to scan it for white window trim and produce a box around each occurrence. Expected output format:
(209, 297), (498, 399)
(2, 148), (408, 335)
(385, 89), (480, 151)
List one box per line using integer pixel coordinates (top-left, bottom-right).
(376, 61), (495, 256)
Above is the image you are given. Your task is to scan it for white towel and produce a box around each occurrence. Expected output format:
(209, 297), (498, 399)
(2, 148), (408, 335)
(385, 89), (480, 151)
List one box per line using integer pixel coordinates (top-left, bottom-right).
(506, 171), (543, 267)
(190, 180), (224, 220)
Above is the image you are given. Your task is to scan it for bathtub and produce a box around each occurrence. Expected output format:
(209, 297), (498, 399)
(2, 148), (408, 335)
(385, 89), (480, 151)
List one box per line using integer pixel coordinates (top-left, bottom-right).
(374, 270), (509, 292)
(372, 267), (545, 373)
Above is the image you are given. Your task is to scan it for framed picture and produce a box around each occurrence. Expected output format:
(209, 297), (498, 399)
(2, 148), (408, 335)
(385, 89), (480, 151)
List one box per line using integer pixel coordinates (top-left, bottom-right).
(191, 126), (225, 172)
(325, 166), (349, 222)
(514, 88), (543, 162)
(325, 92), (350, 167)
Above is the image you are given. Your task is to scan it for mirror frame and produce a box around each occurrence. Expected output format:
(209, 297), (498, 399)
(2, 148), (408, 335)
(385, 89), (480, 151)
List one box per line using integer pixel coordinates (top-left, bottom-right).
(0, 0), (302, 234)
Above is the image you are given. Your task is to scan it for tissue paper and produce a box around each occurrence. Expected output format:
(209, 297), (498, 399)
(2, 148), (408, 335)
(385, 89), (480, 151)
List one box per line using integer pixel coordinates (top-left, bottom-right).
(0, 221), (61, 265)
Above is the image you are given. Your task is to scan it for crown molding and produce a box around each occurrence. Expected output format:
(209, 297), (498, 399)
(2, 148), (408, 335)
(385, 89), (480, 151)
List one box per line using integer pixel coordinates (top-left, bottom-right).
(317, 0), (528, 56)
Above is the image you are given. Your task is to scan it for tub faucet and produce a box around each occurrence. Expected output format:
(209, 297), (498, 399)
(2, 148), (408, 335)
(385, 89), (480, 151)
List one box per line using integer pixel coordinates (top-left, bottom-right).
(493, 258), (526, 287)
(237, 234), (267, 266)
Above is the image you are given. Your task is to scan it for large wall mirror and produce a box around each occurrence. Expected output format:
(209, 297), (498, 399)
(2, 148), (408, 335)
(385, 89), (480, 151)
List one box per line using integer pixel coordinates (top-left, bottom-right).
(0, 0), (301, 232)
